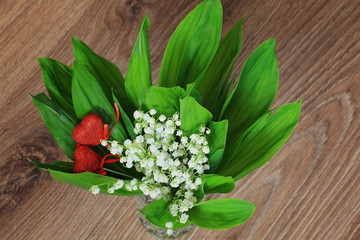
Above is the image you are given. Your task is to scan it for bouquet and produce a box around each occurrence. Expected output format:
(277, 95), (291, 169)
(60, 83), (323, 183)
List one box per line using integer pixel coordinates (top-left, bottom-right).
(30, 0), (301, 237)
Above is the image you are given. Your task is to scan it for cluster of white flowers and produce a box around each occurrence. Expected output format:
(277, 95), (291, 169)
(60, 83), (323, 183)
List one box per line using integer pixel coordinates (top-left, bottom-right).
(90, 179), (125, 195)
(98, 109), (211, 232)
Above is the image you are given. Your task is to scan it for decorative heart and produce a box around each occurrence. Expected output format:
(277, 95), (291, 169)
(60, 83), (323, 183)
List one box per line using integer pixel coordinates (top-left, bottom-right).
(73, 145), (101, 173)
(72, 113), (104, 146)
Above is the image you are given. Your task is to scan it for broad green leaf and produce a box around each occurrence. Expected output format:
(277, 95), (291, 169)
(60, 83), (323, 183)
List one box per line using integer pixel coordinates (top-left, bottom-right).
(194, 174), (235, 201)
(197, 18), (244, 111)
(216, 75), (237, 120)
(219, 76), (237, 120)
(31, 93), (77, 159)
(125, 15), (152, 108)
(180, 97), (212, 135)
(72, 62), (128, 142)
(217, 101), (301, 180)
(49, 169), (143, 196)
(223, 111), (270, 166)
(112, 90), (136, 140)
(140, 86), (186, 117)
(207, 120), (228, 173)
(188, 198), (255, 230)
(185, 82), (203, 104)
(38, 58), (75, 117)
(158, 0), (222, 88)
(30, 160), (74, 173)
(140, 199), (191, 229)
(222, 38), (279, 144)
(72, 37), (135, 116)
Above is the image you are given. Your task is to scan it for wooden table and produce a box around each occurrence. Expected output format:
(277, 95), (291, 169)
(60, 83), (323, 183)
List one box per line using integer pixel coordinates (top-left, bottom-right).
(1, 0), (359, 239)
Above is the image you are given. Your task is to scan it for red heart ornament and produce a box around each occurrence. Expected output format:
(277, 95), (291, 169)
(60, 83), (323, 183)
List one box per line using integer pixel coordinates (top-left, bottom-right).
(73, 145), (101, 173)
(72, 113), (104, 146)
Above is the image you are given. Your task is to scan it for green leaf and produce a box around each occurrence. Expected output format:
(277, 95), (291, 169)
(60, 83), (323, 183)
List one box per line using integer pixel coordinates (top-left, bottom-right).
(72, 62), (128, 142)
(112, 90), (136, 140)
(158, 0), (223, 88)
(216, 75), (237, 120)
(30, 93), (77, 159)
(140, 199), (191, 229)
(185, 82), (203, 104)
(222, 38), (279, 144)
(194, 174), (235, 201)
(49, 169), (143, 196)
(197, 18), (245, 111)
(38, 58), (76, 118)
(188, 198), (255, 230)
(125, 14), (152, 108)
(140, 86), (186, 117)
(217, 101), (302, 180)
(72, 37), (135, 116)
(30, 160), (74, 173)
(180, 97), (213, 135)
(207, 120), (228, 173)
(219, 76), (237, 120)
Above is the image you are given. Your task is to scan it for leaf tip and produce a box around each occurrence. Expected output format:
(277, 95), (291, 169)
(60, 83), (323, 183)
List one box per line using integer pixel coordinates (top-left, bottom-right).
(267, 38), (276, 48)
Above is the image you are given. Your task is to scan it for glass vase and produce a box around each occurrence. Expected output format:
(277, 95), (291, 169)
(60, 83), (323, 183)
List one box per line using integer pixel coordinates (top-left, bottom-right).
(135, 195), (193, 238)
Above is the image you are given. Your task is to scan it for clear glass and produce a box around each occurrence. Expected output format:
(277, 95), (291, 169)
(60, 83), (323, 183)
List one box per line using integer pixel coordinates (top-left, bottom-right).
(135, 195), (193, 238)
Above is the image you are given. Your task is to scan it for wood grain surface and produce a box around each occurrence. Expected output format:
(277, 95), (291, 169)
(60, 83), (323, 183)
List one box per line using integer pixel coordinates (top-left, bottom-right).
(1, 0), (359, 239)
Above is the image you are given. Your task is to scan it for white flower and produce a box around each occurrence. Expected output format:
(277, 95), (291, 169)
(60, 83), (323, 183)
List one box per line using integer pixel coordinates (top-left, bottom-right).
(199, 125), (205, 133)
(159, 114), (166, 122)
(110, 147), (118, 155)
(195, 177), (202, 186)
(167, 229), (173, 236)
(179, 201), (189, 212)
(203, 164), (210, 170)
(170, 180), (180, 188)
(90, 185), (100, 195)
(179, 213), (189, 224)
(169, 204), (179, 216)
(184, 191), (193, 199)
(100, 140), (108, 146)
(173, 113), (179, 120)
(166, 222), (173, 229)
(149, 188), (161, 199)
(125, 179), (138, 191)
(174, 159), (180, 167)
(189, 145), (199, 154)
(143, 113), (150, 121)
(124, 139), (132, 146)
(108, 187), (115, 194)
(202, 145), (210, 154)
(134, 110), (142, 119)
(114, 179), (124, 190)
(147, 117), (155, 126)
(111, 141), (118, 148)
(181, 136), (188, 145)
(126, 161), (133, 168)
(130, 179), (138, 186)
(149, 109), (157, 115)
(206, 129), (211, 134)
(165, 120), (173, 127)
(175, 120), (181, 126)
(135, 135), (145, 143)
(164, 126), (175, 135)
(144, 127), (154, 135)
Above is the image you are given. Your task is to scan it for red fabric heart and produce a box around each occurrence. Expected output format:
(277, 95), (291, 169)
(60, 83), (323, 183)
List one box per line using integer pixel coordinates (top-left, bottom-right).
(72, 113), (104, 146)
(73, 145), (101, 173)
